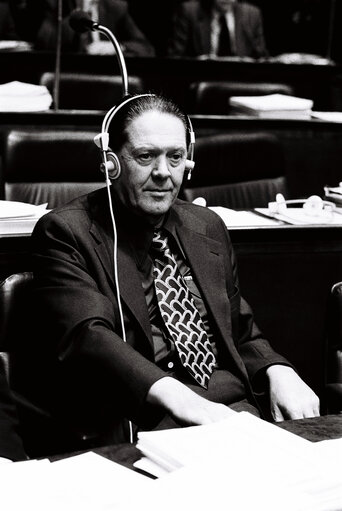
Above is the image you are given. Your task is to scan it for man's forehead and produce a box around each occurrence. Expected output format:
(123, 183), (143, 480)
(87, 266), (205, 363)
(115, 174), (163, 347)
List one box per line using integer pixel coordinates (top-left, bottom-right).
(126, 111), (187, 146)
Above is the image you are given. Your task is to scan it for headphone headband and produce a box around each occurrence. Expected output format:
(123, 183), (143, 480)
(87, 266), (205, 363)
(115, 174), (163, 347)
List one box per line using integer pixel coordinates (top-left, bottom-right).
(94, 93), (196, 179)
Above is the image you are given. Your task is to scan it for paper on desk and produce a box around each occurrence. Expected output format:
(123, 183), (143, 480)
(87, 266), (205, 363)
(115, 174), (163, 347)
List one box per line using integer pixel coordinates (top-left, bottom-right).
(1, 452), (153, 511)
(311, 111), (342, 123)
(0, 81), (52, 112)
(0, 200), (48, 219)
(136, 412), (342, 510)
(255, 207), (342, 225)
(209, 206), (280, 227)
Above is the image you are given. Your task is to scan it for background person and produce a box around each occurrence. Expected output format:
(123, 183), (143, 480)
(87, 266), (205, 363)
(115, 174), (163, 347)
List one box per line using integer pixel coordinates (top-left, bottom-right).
(168, 0), (268, 59)
(9, 0), (155, 55)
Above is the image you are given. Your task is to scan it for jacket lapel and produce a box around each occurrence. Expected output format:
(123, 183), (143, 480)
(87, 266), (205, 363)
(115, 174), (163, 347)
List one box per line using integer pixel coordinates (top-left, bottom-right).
(89, 199), (153, 346)
(176, 224), (232, 340)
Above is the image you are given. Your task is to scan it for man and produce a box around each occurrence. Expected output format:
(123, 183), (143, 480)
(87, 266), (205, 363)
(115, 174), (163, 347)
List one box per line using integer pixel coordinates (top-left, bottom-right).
(168, 0), (268, 59)
(0, 369), (27, 462)
(29, 94), (319, 447)
(9, 0), (155, 55)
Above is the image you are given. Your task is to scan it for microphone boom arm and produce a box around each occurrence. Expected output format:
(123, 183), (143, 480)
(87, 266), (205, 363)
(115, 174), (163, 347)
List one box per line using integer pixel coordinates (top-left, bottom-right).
(94, 23), (129, 97)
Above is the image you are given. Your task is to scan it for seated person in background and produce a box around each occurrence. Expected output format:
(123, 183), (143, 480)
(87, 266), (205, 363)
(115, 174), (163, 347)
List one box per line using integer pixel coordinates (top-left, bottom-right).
(0, 0), (18, 40)
(9, 0), (155, 56)
(0, 369), (27, 462)
(30, 94), (319, 446)
(168, 0), (268, 59)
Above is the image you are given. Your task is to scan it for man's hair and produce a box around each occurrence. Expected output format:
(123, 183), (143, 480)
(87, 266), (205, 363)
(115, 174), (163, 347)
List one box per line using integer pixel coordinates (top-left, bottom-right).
(107, 94), (190, 152)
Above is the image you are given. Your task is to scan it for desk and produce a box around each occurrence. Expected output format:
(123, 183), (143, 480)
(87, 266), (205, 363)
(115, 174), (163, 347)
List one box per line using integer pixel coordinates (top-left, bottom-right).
(72, 414), (342, 471)
(0, 52), (340, 111)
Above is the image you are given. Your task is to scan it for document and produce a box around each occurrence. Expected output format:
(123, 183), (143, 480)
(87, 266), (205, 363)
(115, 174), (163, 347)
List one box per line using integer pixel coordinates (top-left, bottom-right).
(136, 412), (342, 511)
(209, 206), (281, 227)
(0, 200), (49, 235)
(0, 81), (52, 112)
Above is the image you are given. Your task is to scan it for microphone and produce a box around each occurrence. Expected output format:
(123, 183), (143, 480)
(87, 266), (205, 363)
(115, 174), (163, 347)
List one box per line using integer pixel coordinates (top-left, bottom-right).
(69, 9), (129, 96)
(69, 9), (98, 33)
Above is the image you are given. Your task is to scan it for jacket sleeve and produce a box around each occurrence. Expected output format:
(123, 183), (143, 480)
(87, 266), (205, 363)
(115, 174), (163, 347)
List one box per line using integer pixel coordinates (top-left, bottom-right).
(217, 213), (292, 383)
(31, 211), (166, 428)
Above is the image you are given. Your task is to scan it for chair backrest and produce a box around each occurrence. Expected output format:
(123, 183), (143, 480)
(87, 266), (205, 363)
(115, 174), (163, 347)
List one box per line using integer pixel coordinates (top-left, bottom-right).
(39, 72), (144, 110)
(188, 81), (295, 114)
(0, 272), (104, 457)
(181, 132), (287, 209)
(1, 128), (105, 208)
(325, 282), (342, 413)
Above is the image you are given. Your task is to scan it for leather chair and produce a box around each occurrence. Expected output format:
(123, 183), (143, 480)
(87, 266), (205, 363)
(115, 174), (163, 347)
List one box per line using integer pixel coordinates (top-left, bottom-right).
(325, 282), (342, 413)
(181, 132), (287, 209)
(188, 81), (295, 114)
(39, 72), (144, 110)
(1, 128), (105, 208)
(0, 272), (110, 457)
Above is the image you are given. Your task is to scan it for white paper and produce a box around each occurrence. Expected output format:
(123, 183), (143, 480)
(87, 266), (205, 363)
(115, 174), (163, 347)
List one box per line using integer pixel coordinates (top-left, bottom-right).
(229, 93), (313, 111)
(0, 81), (52, 112)
(0, 200), (48, 219)
(210, 206), (281, 227)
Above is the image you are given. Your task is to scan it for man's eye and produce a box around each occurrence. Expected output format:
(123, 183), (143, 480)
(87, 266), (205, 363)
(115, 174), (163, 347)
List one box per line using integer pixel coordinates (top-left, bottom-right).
(169, 153), (183, 164)
(137, 153), (152, 163)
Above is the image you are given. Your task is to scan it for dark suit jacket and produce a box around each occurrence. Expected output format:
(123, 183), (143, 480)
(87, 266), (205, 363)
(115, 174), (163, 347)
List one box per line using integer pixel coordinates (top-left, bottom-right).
(168, 1), (268, 58)
(10, 0), (155, 55)
(0, 370), (26, 461)
(29, 189), (289, 443)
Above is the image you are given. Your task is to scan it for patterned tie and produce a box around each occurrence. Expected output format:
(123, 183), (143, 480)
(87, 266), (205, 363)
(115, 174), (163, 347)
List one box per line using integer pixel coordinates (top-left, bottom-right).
(151, 230), (216, 389)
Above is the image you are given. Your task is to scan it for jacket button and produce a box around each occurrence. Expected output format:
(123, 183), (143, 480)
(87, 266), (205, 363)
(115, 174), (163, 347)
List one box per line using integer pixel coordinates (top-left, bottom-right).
(167, 361), (174, 369)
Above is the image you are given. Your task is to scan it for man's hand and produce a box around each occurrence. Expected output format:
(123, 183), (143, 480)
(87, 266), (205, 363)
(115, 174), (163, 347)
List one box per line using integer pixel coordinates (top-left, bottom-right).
(147, 377), (236, 426)
(266, 365), (320, 421)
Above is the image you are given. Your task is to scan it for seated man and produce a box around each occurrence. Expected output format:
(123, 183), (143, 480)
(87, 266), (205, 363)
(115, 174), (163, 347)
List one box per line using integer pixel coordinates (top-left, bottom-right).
(0, 369), (27, 462)
(9, 0), (155, 56)
(29, 94), (319, 447)
(168, 0), (268, 59)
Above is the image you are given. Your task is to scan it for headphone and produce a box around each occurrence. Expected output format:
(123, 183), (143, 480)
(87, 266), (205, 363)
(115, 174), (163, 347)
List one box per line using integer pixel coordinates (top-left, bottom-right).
(93, 93), (196, 181)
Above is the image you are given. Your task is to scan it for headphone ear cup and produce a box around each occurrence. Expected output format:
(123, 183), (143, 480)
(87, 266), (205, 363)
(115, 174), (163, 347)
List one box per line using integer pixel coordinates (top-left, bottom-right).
(100, 151), (121, 180)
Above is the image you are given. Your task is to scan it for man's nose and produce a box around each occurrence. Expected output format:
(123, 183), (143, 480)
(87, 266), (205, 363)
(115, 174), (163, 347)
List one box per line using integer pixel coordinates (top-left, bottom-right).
(152, 155), (170, 178)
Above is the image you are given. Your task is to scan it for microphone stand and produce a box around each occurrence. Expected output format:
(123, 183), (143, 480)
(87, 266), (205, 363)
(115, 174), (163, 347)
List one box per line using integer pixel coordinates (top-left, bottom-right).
(53, 0), (63, 110)
(93, 23), (129, 97)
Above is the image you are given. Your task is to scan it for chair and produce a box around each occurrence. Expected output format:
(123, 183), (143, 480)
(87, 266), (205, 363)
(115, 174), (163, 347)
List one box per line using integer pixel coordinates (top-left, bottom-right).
(0, 272), (111, 457)
(181, 132), (288, 209)
(39, 72), (144, 110)
(325, 282), (342, 413)
(0, 272), (54, 457)
(188, 81), (295, 114)
(1, 128), (105, 208)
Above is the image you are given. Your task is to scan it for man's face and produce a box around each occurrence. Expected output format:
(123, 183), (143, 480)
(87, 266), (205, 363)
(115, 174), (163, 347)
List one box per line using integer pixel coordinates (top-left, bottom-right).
(214, 0), (235, 13)
(114, 110), (188, 223)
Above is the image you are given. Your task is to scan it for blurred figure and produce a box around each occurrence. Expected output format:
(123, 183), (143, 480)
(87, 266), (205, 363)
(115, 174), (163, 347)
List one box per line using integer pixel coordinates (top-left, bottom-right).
(9, 0), (155, 56)
(168, 0), (268, 59)
(0, 0), (18, 40)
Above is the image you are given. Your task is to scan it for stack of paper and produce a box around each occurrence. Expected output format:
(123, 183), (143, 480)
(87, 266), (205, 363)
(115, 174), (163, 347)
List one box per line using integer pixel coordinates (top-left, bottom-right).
(0, 81), (53, 112)
(135, 412), (342, 510)
(0, 200), (49, 236)
(229, 93), (314, 118)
